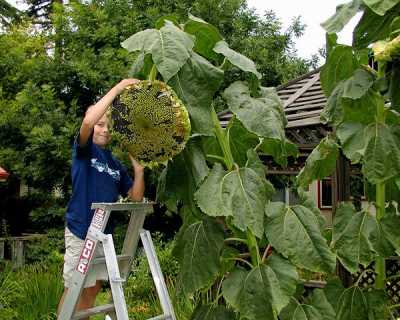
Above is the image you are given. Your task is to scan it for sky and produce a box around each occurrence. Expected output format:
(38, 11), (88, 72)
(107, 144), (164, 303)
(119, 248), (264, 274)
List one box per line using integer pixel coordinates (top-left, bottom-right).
(6, 0), (361, 60)
(247, 0), (362, 59)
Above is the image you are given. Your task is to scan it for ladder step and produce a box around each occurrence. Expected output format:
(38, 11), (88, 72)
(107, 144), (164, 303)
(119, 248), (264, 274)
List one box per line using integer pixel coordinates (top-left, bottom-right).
(92, 254), (131, 265)
(72, 303), (115, 319)
(147, 315), (173, 320)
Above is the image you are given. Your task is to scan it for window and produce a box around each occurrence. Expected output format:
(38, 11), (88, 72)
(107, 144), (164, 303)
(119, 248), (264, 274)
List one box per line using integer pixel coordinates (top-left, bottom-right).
(271, 186), (300, 205)
(318, 178), (332, 209)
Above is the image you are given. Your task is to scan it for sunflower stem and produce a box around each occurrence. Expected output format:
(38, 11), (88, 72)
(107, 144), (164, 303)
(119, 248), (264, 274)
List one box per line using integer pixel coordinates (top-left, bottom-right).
(148, 64), (158, 81)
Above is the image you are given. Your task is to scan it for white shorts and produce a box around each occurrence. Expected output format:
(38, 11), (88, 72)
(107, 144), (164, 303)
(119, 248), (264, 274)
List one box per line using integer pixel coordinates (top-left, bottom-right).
(63, 227), (108, 288)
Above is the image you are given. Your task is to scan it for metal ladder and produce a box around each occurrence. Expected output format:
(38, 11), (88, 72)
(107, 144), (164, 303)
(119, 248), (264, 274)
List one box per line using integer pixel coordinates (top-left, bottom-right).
(58, 202), (177, 320)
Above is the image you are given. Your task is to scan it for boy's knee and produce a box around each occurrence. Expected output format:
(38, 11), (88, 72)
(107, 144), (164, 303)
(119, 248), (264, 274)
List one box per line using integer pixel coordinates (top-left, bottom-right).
(83, 281), (102, 297)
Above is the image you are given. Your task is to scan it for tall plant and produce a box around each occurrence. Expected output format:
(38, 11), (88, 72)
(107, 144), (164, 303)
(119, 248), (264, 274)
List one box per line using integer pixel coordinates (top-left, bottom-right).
(120, 14), (342, 319)
(292, 0), (400, 318)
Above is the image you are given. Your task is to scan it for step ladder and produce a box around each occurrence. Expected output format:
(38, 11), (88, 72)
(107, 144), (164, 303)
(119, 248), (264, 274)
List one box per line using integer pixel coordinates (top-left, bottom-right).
(58, 202), (177, 320)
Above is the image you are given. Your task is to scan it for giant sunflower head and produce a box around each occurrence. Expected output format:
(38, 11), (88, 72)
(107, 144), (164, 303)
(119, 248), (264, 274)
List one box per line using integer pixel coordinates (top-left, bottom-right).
(111, 80), (191, 166)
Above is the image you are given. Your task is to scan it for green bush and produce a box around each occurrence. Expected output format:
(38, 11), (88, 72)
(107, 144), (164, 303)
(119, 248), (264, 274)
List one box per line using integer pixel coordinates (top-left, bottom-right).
(13, 263), (64, 320)
(0, 263), (20, 320)
(24, 228), (65, 265)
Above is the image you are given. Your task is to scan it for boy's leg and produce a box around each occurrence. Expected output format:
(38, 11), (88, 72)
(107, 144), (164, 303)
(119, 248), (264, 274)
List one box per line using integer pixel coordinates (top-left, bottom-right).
(59, 227), (105, 319)
(57, 281), (102, 320)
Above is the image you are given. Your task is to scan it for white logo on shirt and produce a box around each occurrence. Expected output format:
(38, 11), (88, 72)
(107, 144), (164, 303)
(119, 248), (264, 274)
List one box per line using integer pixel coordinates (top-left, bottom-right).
(90, 158), (120, 181)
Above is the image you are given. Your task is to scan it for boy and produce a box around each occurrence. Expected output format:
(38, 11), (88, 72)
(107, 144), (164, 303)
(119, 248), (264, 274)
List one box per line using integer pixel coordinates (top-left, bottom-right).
(58, 79), (145, 317)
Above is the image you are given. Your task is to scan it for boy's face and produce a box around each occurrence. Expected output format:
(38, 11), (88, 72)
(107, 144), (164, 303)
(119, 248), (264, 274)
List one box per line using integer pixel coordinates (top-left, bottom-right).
(92, 114), (111, 147)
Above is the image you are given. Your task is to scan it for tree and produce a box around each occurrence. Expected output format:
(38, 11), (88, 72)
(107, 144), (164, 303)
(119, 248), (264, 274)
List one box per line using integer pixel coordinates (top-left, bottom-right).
(0, 0), (20, 26)
(0, 0), (313, 233)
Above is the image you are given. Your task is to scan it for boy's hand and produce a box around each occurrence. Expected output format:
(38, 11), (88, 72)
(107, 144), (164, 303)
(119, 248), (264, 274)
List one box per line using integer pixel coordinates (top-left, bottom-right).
(115, 79), (140, 95)
(128, 153), (145, 173)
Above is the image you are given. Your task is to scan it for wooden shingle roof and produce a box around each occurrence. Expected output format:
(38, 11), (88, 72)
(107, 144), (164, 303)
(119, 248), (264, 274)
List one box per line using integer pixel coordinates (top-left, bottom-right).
(218, 68), (327, 130)
(277, 68), (325, 128)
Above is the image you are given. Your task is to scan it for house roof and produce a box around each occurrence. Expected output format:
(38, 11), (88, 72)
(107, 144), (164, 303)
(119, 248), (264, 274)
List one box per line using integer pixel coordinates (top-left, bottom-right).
(218, 68), (327, 129)
(0, 166), (9, 181)
(276, 68), (325, 128)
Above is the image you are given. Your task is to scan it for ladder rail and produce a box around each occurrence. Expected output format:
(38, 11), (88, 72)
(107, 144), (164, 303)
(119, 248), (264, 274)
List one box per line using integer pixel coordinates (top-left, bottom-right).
(58, 205), (111, 320)
(140, 230), (177, 320)
(102, 234), (129, 320)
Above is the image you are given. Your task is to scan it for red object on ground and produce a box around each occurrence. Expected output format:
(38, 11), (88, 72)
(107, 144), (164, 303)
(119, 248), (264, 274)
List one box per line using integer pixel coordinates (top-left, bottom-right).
(0, 166), (9, 181)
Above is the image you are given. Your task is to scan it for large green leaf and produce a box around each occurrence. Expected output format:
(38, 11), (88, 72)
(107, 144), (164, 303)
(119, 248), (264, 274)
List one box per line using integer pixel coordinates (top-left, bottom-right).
(267, 254), (299, 298)
(297, 189), (327, 230)
(363, 123), (400, 184)
(365, 290), (391, 319)
(191, 305), (237, 320)
(260, 138), (299, 168)
(179, 219), (225, 294)
(353, 4), (400, 49)
(323, 277), (345, 311)
(127, 52), (153, 79)
(342, 68), (375, 99)
(122, 21), (195, 82)
(279, 298), (322, 320)
(194, 163), (226, 217)
(389, 59), (400, 112)
(363, 0), (400, 15)
(326, 33), (338, 56)
(306, 289), (336, 320)
(332, 202), (356, 244)
(342, 89), (383, 125)
(320, 45), (359, 96)
(321, 82), (383, 126)
(296, 137), (339, 189)
(265, 202), (336, 273)
(184, 14), (223, 61)
(321, 0), (362, 34)
(213, 41), (261, 79)
(223, 82), (287, 145)
(157, 139), (209, 214)
(245, 149), (266, 180)
(222, 266), (290, 320)
(336, 287), (389, 320)
(336, 122), (369, 163)
(336, 287), (368, 320)
(380, 205), (400, 255)
(320, 81), (346, 126)
(221, 167), (271, 238)
(227, 118), (259, 167)
(169, 52), (224, 135)
(331, 209), (376, 273)
(245, 149), (275, 200)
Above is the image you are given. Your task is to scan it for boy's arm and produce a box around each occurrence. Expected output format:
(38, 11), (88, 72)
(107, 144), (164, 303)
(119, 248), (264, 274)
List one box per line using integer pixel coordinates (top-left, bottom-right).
(79, 78), (140, 146)
(127, 154), (145, 202)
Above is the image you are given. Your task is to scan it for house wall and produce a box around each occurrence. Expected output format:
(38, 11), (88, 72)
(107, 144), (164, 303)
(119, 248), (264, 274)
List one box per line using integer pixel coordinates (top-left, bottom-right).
(307, 180), (373, 227)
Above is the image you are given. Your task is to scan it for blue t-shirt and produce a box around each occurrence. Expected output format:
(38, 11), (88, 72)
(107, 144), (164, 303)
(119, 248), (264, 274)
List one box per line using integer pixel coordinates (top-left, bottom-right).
(66, 133), (133, 239)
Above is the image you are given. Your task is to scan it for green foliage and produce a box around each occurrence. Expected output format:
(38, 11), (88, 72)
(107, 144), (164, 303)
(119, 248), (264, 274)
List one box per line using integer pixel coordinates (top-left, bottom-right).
(265, 202), (336, 273)
(121, 7), (327, 320)
(168, 51), (224, 134)
(24, 228), (65, 264)
(296, 137), (339, 189)
(123, 234), (196, 320)
(177, 219), (225, 294)
(14, 264), (64, 320)
(0, 263), (20, 319)
(302, 0), (400, 316)
(0, 262), (63, 320)
(321, 0), (362, 34)
(0, 1), (375, 319)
